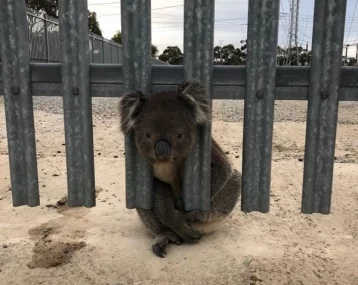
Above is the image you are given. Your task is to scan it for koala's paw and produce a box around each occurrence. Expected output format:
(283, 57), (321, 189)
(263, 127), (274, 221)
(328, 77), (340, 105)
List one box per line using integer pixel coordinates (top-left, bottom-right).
(152, 233), (183, 258)
(152, 237), (169, 258)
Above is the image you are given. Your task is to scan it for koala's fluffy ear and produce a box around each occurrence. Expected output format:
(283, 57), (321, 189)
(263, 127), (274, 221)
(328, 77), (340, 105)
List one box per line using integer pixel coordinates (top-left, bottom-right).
(119, 91), (146, 134)
(177, 79), (211, 124)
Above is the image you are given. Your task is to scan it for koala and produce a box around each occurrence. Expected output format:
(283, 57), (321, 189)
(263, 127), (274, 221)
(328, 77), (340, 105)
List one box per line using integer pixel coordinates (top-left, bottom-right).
(119, 79), (242, 258)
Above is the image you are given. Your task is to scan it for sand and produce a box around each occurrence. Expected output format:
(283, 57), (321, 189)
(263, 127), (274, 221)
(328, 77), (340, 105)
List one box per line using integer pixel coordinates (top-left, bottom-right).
(0, 98), (357, 285)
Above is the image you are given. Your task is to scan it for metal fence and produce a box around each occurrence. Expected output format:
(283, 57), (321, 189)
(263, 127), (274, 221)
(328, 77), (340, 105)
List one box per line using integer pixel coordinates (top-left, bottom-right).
(0, 0), (356, 214)
(1, 7), (166, 65)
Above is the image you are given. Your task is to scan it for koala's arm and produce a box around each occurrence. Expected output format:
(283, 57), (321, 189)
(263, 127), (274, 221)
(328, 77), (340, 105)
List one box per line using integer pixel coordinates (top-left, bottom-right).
(152, 178), (201, 242)
(171, 167), (185, 211)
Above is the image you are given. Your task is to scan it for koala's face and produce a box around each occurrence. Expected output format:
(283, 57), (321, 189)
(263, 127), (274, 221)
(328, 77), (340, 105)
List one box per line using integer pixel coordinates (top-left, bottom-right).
(119, 80), (211, 164)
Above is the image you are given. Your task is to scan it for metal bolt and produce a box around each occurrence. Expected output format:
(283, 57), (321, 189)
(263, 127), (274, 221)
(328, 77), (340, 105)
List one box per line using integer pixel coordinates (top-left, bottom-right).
(321, 92), (328, 99)
(72, 87), (79, 95)
(256, 90), (264, 98)
(11, 86), (20, 95)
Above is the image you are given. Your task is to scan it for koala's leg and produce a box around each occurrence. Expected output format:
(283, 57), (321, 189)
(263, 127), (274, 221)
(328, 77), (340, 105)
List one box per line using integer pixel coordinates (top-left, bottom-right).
(210, 169), (242, 216)
(152, 179), (202, 243)
(136, 208), (183, 258)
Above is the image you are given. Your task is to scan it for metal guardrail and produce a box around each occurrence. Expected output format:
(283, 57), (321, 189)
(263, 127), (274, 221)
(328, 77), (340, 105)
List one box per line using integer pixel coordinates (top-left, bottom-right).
(0, 0), (354, 214)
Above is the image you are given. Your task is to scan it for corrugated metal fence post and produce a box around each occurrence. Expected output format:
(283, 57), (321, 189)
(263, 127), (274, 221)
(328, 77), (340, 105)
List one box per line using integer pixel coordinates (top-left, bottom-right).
(182, 0), (215, 211)
(117, 46), (120, 63)
(90, 33), (95, 63)
(43, 13), (50, 63)
(110, 42), (113, 63)
(241, 0), (280, 213)
(102, 36), (105, 63)
(0, 0), (39, 206)
(301, 0), (347, 214)
(58, 0), (96, 207)
(121, 0), (153, 209)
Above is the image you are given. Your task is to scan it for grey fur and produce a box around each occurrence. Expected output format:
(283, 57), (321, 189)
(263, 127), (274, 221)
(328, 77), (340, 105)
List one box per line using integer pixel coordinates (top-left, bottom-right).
(119, 80), (242, 257)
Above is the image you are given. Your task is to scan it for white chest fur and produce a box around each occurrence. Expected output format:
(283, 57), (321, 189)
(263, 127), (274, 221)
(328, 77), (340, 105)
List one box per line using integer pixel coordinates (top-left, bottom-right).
(153, 162), (175, 185)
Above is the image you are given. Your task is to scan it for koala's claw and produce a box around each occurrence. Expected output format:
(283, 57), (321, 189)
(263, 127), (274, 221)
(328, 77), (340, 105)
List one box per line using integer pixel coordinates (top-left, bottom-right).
(152, 240), (168, 258)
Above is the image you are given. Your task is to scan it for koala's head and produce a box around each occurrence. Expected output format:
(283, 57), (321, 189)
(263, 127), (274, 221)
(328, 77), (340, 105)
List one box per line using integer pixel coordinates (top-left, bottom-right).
(119, 80), (211, 164)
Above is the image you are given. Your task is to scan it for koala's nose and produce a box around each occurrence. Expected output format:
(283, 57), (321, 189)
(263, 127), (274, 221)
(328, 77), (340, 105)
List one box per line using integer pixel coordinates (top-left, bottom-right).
(154, 139), (171, 160)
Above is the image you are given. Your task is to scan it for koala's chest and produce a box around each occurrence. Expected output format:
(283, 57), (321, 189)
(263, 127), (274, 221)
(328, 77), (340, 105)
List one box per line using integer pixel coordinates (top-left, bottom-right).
(153, 162), (176, 185)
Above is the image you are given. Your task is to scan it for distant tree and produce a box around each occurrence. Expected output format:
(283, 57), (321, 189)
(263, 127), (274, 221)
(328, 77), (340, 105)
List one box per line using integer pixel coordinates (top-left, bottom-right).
(158, 46), (184, 64)
(213, 43), (246, 65)
(112, 30), (122, 44)
(151, 45), (159, 58)
(88, 11), (102, 36)
(213, 46), (222, 64)
(299, 50), (311, 66)
(26, 0), (58, 17)
(344, 57), (357, 66)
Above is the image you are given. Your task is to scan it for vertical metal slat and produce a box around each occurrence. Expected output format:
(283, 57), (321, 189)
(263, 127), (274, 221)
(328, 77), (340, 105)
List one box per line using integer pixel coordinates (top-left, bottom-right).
(58, 0), (96, 207)
(121, 0), (153, 209)
(183, 0), (215, 211)
(0, 0), (39, 206)
(302, 0), (347, 214)
(43, 13), (50, 63)
(241, 0), (280, 213)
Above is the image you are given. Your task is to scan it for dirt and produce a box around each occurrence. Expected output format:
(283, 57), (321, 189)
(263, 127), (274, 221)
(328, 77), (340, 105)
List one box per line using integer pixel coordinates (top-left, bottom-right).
(0, 99), (357, 285)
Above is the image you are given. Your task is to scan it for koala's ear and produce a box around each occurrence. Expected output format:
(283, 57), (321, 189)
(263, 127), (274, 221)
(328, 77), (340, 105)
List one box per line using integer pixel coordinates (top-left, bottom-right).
(177, 79), (211, 124)
(119, 91), (147, 134)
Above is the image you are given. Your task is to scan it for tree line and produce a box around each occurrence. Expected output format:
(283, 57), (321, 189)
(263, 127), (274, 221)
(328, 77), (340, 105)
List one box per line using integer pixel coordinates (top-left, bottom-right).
(27, 1), (318, 66)
(156, 43), (313, 66)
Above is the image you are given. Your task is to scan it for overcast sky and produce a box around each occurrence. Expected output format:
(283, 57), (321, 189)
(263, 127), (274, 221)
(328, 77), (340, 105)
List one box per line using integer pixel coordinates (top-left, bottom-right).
(88, 0), (358, 57)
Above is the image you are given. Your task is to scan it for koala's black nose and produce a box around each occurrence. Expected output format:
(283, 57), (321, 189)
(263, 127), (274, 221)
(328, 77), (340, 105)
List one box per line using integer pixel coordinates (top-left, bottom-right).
(154, 139), (171, 160)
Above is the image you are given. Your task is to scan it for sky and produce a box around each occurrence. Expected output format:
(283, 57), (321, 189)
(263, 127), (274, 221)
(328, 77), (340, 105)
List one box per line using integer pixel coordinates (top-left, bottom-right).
(88, 0), (358, 57)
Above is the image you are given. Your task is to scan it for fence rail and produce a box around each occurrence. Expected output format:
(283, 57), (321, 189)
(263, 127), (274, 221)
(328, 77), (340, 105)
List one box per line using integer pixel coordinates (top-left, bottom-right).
(0, 0), (356, 215)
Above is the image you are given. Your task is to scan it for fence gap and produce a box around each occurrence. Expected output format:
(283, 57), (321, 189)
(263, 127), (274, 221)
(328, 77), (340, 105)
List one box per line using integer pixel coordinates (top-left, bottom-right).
(58, 0), (96, 207)
(241, 0), (280, 213)
(121, 0), (153, 209)
(302, 0), (347, 214)
(0, 0), (39, 206)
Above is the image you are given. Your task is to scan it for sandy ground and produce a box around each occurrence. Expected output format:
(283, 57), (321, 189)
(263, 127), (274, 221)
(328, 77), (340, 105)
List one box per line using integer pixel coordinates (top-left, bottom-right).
(0, 98), (357, 285)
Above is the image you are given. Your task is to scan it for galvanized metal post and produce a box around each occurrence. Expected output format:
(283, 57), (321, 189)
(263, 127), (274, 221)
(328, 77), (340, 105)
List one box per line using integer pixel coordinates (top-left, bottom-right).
(102, 37), (105, 63)
(121, 0), (153, 209)
(182, 0), (215, 211)
(43, 13), (50, 63)
(302, 0), (347, 214)
(0, 0), (39, 206)
(241, 0), (280, 213)
(58, 0), (96, 207)
(110, 42), (113, 63)
(90, 34), (95, 63)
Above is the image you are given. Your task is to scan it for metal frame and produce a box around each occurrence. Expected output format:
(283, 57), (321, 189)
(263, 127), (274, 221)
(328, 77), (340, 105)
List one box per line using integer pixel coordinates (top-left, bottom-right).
(25, 8), (123, 64)
(0, 0), (356, 214)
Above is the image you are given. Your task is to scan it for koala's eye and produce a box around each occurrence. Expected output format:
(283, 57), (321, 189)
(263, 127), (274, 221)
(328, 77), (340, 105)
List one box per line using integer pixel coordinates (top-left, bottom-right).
(146, 133), (151, 139)
(177, 133), (183, 139)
